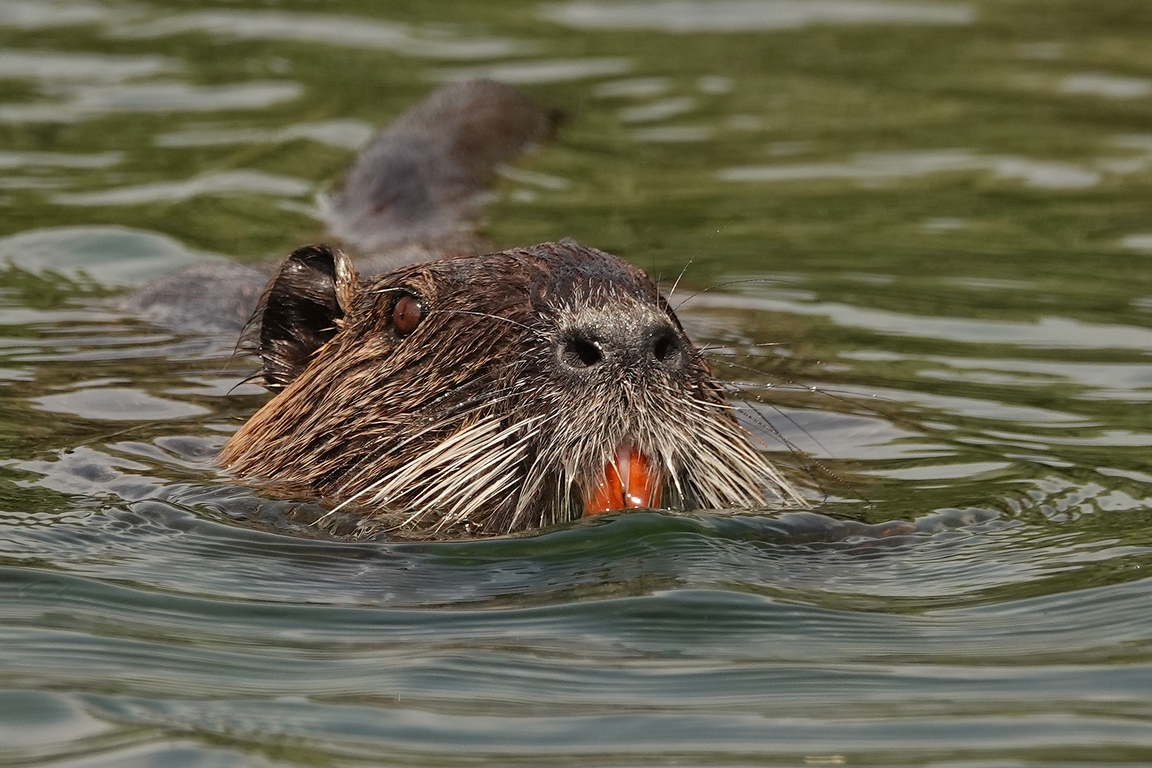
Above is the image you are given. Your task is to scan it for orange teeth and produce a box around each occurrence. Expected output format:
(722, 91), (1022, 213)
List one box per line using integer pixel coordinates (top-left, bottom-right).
(585, 443), (661, 515)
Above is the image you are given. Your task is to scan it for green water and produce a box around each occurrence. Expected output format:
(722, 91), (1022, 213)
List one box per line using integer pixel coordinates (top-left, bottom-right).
(2, 0), (1151, 765)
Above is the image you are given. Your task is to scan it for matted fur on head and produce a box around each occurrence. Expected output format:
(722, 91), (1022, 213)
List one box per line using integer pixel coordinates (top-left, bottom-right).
(220, 240), (804, 538)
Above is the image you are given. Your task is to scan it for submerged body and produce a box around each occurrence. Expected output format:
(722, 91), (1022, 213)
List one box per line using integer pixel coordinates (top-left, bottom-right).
(133, 80), (805, 538)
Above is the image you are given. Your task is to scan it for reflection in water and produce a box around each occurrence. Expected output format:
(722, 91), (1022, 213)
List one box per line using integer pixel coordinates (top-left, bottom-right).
(113, 10), (533, 60)
(0, 1), (111, 30)
(32, 386), (212, 421)
(430, 57), (632, 84)
(720, 148), (1103, 189)
(52, 170), (313, 206)
(0, 151), (122, 169)
(632, 125), (715, 142)
(593, 76), (672, 98)
(686, 292), (1152, 351)
(154, 120), (375, 150)
(1060, 72), (1152, 100)
(0, 49), (179, 82)
(1122, 233), (1152, 252)
(618, 96), (697, 123)
(0, 226), (219, 286)
(919, 356), (1152, 403)
(0, 80), (302, 123)
(542, 0), (975, 32)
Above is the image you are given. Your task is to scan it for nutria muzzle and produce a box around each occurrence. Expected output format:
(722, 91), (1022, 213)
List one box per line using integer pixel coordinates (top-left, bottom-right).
(219, 239), (804, 538)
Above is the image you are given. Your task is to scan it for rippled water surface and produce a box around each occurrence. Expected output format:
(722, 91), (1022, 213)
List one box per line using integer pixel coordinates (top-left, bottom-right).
(2, 1), (1152, 765)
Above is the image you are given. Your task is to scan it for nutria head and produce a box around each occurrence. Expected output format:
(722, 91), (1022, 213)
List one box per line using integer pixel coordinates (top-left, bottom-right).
(220, 240), (804, 538)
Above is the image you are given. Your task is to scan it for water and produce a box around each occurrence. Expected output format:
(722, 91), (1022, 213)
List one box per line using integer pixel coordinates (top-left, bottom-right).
(2, 1), (1151, 765)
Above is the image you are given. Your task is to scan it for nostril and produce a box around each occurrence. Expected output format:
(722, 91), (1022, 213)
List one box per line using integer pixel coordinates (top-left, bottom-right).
(652, 328), (681, 363)
(561, 333), (603, 369)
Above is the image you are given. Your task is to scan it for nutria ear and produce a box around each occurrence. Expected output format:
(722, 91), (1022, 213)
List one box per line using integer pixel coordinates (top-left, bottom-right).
(244, 244), (358, 390)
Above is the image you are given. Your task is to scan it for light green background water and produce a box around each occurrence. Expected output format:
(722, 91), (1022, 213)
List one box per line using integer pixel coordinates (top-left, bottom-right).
(1, 1), (1151, 765)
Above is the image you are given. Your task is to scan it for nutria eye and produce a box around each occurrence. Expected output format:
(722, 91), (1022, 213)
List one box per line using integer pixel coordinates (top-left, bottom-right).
(392, 293), (424, 336)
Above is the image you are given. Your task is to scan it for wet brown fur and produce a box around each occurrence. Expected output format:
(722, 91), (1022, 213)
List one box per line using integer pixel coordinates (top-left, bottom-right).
(220, 241), (804, 538)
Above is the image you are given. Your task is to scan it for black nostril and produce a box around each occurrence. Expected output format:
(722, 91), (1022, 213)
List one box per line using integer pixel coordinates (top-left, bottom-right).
(561, 333), (603, 369)
(651, 327), (681, 364)
(559, 321), (687, 373)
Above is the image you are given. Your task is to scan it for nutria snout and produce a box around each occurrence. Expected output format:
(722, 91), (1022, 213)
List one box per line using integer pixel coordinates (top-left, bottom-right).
(219, 240), (804, 538)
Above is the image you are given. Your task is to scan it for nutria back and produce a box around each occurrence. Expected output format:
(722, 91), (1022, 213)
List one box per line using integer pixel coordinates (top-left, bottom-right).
(124, 80), (551, 333)
(323, 79), (551, 265)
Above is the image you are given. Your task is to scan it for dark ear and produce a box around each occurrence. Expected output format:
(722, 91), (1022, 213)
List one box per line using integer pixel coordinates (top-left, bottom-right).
(243, 244), (358, 390)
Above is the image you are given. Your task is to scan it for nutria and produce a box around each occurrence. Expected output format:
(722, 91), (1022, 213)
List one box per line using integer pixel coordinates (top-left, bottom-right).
(218, 239), (805, 537)
(130, 80), (806, 538)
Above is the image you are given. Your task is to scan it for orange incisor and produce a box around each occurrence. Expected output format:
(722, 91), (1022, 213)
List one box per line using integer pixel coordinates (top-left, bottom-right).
(585, 444), (661, 514)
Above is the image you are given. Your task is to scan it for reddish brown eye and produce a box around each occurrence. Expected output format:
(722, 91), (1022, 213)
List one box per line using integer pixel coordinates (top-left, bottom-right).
(392, 293), (424, 336)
